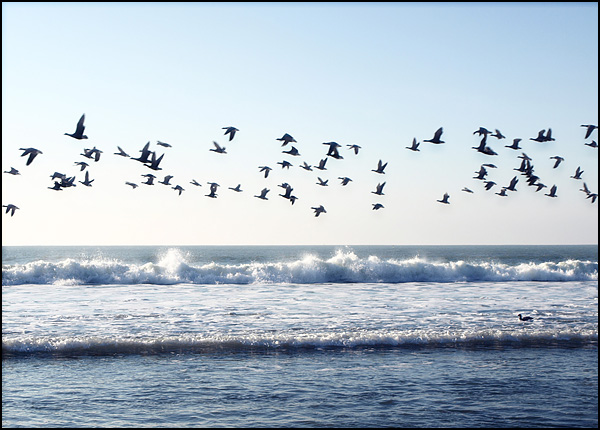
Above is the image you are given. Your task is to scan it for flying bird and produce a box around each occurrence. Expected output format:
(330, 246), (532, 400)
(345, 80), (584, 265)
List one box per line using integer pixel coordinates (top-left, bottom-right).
(496, 187), (508, 196)
(258, 166), (272, 178)
(473, 127), (492, 136)
(570, 166), (584, 180)
(3, 204), (19, 216)
(81, 146), (102, 162)
(145, 152), (165, 171)
(316, 177), (329, 187)
(424, 127), (445, 144)
(210, 141), (227, 154)
(74, 161), (89, 171)
(283, 146), (300, 156)
(222, 126), (239, 141)
(64, 114), (88, 140)
(462, 187), (474, 193)
(545, 185), (558, 198)
(158, 175), (174, 185)
(300, 161), (313, 171)
(371, 159), (388, 174)
(437, 193), (450, 204)
(584, 140), (598, 148)
(114, 146), (130, 157)
(4, 167), (20, 175)
(549, 156), (564, 168)
(406, 138), (420, 152)
(19, 147), (43, 166)
(276, 133), (296, 146)
(125, 182), (138, 189)
(530, 129), (546, 142)
(372, 182), (386, 196)
(254, 188), (270, 200)
(141, 174), (156, 185)
(190, 179), (202, 187)
(172, 185), (184, 195)
(311, 205), (327, 217)
(372, 203), (384, 210)
(338, 177), (352, 186)
(580, 124), (598, 139)
(278, 160), (293, 169)
(132, 142), (153, 164)
(229, 184), (243, 192)
(491, 129), (505, 139)
(314, 158), (328, 171)
(156, 141), (172, 148)
(505, 176), (519, 191)
(347, 144), (361, 154)
(206, 182), (219, 198)
(505, 138), (522, 150)
(323, 142), (343, 159)
(483, 181), (496, 191)
(79, 171), (94, 187)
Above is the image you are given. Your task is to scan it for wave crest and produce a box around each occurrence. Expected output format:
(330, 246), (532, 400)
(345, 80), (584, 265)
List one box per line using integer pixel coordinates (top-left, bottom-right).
(2, 249), (597, 286)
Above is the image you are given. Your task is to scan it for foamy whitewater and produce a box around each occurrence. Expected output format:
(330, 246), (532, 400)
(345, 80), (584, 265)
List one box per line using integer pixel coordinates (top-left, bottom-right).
(2, 245), (598, 427)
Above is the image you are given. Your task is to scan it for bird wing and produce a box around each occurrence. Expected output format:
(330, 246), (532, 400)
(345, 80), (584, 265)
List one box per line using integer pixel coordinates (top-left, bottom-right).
(76, 114), (86, 135)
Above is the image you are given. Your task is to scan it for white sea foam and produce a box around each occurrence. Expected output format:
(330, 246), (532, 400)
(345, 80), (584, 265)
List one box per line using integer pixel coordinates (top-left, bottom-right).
(3, 328), (597, 357)
(2, 249), (597, 286)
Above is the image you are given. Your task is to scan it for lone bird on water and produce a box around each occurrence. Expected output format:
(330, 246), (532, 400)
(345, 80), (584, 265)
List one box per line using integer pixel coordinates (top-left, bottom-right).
(64, 114), (88, 140)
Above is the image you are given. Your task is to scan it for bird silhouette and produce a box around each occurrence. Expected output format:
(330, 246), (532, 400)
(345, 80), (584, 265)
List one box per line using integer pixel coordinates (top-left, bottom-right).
(580, 124), (598, 139)
(483, 181), (496, 191)
(505, 138), (522, 150)
(544, 128), (555, 142)
(347, 144), (361, 154)
(570, 166), (584, 180)
(48, 181), (63, 191)
(259, 166), (272, 178)
(283, 146), (300, 156)
(254, 188), (270, 200)
(4, 167), (20, 175)
(518, 314), (534, 321)
(372, 203), (384, 210)
(113, 146), (130, 157)
(64, 114), (88, 140)
(316, 177), (329, 187)
(586, 193), (598, 203)
(496, 187), (508, 196)
(277, 133), (296, 146)
(222, 126), (239, 141)
(549, 156), (564, 168)
(190, 179), (202, 187)
(206, 182), (219, 198)
(156, 141), (172, 148)
(424, 127), (445, 144)
(210, 141), (227, 154)
(472, 135), (497, 155)
(131, 142), (153, 164)
(79, 171), (94, 187)
(3, 204), (19, 216)
(145, 151), (165, 171)
(81, 147), (102, 162)
(19, 147), (43, 166)
(158, 175), (174, 185)
(491, 129), (505, 139)
(125, 182), (138, 189)
(473, 127), (492, 136)
(299, 161), (313, 171)
(372, 182), (386, 196)
(406, 138), (420, 152)
(530, 129), (546, 142)
(505, 176), (519, 191)
(172, 185), (185, 195)
(338, 177), (352, 186)
(229, 184), (243, 192)
(314, 158), (328, 171)
(545, 185), (558, 197)
(371, 159), (388, 174)
(311, 205), (327, 217)
(141, 174), (156, 185)
(584, 140), (598, 148)
(462, 187), (474, 193)
(437, 193), (450, 204)
(278, 160), (293, 169)
(473, 166), (488, 180)
(74, 161), (89, 171)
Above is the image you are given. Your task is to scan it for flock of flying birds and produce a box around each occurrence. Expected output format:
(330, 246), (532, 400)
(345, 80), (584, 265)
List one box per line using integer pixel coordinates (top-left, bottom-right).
(2, 114), (599, 218)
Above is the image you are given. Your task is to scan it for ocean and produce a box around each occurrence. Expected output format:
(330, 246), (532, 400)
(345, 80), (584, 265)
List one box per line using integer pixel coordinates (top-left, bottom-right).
(2, 245), (598, 427)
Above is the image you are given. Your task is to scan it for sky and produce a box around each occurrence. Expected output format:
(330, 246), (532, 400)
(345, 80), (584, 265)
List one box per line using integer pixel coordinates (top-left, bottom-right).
(2, 2), (598, 246)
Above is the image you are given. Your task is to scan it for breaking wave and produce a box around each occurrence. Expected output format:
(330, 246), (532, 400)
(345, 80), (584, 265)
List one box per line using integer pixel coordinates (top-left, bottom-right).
(2, 248), (597, 286)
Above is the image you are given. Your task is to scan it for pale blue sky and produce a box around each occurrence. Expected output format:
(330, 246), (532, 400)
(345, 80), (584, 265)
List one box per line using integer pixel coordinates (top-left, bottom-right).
(2, 2), (598, 246)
